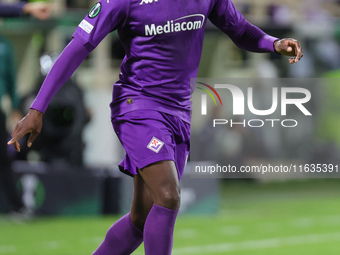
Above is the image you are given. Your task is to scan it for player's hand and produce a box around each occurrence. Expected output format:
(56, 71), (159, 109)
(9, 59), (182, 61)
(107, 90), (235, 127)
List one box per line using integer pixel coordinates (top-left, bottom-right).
(23, 2), (51, 20)
(274, 38), (303, 64)
(7, 109), (43, 152)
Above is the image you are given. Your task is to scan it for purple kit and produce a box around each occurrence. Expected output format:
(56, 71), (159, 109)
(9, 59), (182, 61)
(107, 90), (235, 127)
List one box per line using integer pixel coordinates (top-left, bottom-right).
(30, 0), (277, 176)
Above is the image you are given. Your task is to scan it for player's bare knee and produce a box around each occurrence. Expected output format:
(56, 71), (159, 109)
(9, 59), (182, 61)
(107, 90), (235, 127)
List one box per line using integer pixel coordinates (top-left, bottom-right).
(155, 187), (181, 210)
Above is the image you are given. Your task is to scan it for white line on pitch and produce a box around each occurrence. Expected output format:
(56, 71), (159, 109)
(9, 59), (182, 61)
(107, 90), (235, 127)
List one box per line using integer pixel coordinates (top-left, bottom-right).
(43, 241), (63, 250)
(0, 245), (16, 254)
(80, 236), (103, 244)
(177, 229), (199, 239)
(173, 232), (340, 254)
(292, 217), (314, 228)
(220, 225), (242, 236)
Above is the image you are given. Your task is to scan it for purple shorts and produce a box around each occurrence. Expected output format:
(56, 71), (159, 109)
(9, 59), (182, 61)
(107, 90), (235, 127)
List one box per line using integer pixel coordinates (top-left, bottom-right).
(112, 110), (190, 180)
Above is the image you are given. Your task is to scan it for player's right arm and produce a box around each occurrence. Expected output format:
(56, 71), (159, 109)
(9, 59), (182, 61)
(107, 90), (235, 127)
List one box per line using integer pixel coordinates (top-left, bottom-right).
(8, 38), (90, 152)
(7, 0), (129, 152)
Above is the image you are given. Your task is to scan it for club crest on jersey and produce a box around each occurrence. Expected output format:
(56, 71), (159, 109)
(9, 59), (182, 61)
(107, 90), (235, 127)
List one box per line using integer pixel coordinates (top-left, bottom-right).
(140, 0), (158, 5)
(88, 3), (101, 18)
(147, 137), (164, 153)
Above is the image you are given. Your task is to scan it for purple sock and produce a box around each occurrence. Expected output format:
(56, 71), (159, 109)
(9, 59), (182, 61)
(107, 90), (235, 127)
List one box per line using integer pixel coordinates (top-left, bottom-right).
(144, 204), (179, 255)
(93, 213), (143, 255)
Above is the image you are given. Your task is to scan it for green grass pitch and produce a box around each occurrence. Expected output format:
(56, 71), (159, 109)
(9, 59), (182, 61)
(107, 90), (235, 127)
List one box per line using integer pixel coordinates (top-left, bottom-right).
(1, 179), (340, 255)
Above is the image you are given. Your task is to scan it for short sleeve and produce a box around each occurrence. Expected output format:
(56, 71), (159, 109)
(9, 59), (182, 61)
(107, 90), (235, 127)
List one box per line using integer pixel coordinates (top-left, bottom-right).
(208, 0), (247, 38)
(73, 0), (129, 51)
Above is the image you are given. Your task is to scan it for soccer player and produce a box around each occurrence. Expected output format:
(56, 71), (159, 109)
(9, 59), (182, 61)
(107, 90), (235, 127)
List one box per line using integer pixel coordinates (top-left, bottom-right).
(8, 0), (303, 254)
(0, 1), (50, 19)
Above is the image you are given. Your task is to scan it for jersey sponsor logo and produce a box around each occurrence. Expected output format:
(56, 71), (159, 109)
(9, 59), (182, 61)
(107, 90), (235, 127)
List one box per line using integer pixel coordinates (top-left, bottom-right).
(79, 19), (94, 33)
(145, 14), (205, 36)
(147, 137), (164, 153)
(140, 0), (158, 5)
(88, 2), (102, 18)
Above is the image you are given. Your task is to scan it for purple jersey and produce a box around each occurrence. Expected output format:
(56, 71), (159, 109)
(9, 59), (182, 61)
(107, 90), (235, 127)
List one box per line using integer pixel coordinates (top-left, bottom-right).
(72, 0), (277, 123)
(31, 0), (277, 122)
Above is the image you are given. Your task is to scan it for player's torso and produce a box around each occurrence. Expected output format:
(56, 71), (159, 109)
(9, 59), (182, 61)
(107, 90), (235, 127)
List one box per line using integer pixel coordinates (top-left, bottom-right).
(117, 0), (215, 84)
(111, 0), (217, 121)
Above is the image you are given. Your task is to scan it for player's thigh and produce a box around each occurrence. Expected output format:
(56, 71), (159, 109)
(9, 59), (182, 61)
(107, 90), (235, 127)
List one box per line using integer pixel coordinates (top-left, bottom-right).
(138, 160), (180, 210)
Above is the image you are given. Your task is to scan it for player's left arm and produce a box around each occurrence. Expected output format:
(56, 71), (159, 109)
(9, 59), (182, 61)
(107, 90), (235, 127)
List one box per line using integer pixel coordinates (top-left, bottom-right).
(227, 23), (303, 64)
(209, 0), (303, 64)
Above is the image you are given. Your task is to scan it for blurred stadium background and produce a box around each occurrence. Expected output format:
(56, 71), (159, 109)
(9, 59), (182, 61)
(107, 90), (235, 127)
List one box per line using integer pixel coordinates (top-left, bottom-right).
(1, 0), (340, 254)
